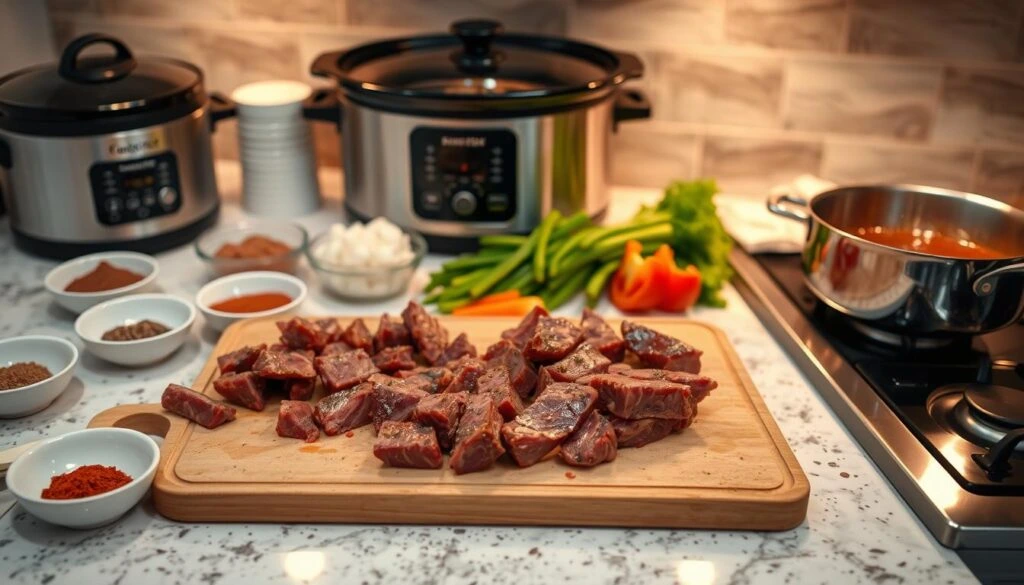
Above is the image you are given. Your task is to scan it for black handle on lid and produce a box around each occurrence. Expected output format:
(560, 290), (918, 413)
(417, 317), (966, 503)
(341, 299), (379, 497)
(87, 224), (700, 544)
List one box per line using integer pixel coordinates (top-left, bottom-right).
(59, 34), (137, 84)
(451, 19), (505, 74)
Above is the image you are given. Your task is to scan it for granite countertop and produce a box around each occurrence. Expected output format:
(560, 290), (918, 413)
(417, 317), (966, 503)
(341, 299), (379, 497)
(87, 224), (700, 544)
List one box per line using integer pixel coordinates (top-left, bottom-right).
(0, 164), (976, 585)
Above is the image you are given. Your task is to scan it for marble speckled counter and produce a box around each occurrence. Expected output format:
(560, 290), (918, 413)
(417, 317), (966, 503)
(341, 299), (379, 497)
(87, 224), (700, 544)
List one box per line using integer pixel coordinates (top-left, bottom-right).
(0, 164), (976, 585)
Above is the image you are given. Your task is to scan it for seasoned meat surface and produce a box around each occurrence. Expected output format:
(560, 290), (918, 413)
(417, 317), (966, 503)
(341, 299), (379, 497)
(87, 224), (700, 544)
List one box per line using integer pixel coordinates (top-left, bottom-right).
(372, 345), (417, 374)
(438, 332), (477, 366)
(316, 318), (344, 344)
(603, 367), (717, 402)
(276, 400), (319, 443)
(213, 371), (266, 411)
(216, 344), (266, 375)
(500, 305), (550, 349)
(315, 382), (374, 435)
(340, 318), (374, 353)
(621, 321), (702, 373)
(560, 411), (617, 467)
(254, 349), (316, 380)
(373, 421), (443, 469)
(371, 375), (428, 432)
(321, 341), (353, 356)
(402, 301), (449, 365)
(277, 317), (329, 353)
(161, 383), (236, 429)
(444, 358), (486, 394)
(450, 395), (505, 475)
(583, 374), (693, 420)
(501, 382), (597, 467)
(374, 314), (412, 352)
(537, 343), (611, 393)
(395, 366), (454, 394)
(580, 309), (625, 362)
(524, 317), (584, 363)
(285, 377), (316, 401)
(609, 416), (677, 448)
(484, 339), (537, 399)
(314, 349), (379, 394)
(476, 366), (524, 421)
(411, 392), (467, 451)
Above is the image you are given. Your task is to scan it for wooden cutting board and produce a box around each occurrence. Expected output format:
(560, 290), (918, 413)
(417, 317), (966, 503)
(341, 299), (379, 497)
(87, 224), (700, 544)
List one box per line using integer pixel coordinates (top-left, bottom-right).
(89, 316), (809, 529)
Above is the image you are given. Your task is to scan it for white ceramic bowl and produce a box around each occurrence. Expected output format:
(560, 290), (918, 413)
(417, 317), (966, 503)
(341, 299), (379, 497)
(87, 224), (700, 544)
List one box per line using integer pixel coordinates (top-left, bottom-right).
(232, 80), (312, 119)
(6, 428), (159, 529)
(0, 335), (78, 418)
(44, 252), (159, 315)
(195, 271), (307, 332)
(74, 294), (196, 367)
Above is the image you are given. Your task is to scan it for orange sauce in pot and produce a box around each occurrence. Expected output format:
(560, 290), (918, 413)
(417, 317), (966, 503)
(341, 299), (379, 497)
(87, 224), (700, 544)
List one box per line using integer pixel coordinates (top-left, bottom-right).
(209, 292), (292, 313)
(855, 227), (1013, 259)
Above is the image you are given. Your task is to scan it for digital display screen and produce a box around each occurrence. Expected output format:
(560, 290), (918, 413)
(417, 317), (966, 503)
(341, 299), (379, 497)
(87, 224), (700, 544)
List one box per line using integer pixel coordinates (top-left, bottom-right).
(438, 146), (489, 176)
(121, 173), (156, 190)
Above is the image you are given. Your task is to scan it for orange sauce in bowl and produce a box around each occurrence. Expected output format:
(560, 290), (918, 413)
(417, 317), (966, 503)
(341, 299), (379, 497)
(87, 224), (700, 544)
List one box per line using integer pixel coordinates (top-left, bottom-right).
(855, 227), (1013, 259)
(209, 292), (292, 313)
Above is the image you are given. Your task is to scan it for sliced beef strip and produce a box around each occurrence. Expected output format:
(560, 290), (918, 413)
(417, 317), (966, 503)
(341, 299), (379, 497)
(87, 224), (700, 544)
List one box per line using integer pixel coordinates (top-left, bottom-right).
(374, 314), (411, 352)
(372, 345), (417, 374)
(314, 382), (374, 435)
(216, 344), (267, 375)
(621, 320), (703, 373)
(609, 416), (677, 448)
(161, 384), (236, 429)
(537, 343), (611, 393)
(603, 368), (717, 403)
(500, 382), (597, 467)
(373, 421), (443, 469)
(438, 332), (477, 366)
(371, 374), (428, 432)
(276, 400), (319, 443)
(524, 316), (584, 363)
(499, 305), (550, 349)
(213, 371), (266, 411)
(444, 358), (485, 394)
(484, 339), (537, 399)
(395, 366), (454, 394)
(253, 349), (316, 380)
(450, 394), (506, 475)
(411, 392), (467, 451)
(582, 374), (693, 420)
(285, 377), (316, 401)
(276, 317), (329, 353)
(402, 301), (449, 365)
(476, 366), (524, 421)
(321, 341), (354, 356)
(560, 411), (617, 467)
(340, 318), (374, 353)
(316, 318), (345, 344)
(314, 349), (379, 394)
(580, 308), (626, 362)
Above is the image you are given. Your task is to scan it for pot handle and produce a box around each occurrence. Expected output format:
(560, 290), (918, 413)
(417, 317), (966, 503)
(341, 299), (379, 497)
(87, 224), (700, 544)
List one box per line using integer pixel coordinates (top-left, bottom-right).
(613, 89), (651, 125)
(208, 92), (237, 131)
(615, 51), (645, 80)
(310, 51), (344, 81)
(303, 88), (341, 129)
(972, 261), (1024, 296)
(59, 34), (136, 83)
(767, 192), (811, 222)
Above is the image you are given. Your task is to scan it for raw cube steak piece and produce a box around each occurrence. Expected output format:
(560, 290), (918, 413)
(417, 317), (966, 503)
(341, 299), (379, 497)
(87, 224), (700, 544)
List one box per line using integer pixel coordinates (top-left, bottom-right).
(321, 341), (354, 356)
(276, 400), (319, 443)
(500, 382), (597, 467)
(484, 340), (537, 398)
(276, 317), (329, 353)
(314, 382), (374, 435)
(161, 384), (236, 429)
(254, 349), (316, 380)
(285, 377), (316, 401)
(411, 392), (467, 450)
(476, 366), (524, 421)
(580, 308), (625, 362)
(444, 358), (485, 394)
(395, 366), (454, 394)
(524, 316), (584, 363)
(340, 318), (374, 353)
(373, 421), (443, 469)
(402, 301), (449, 365)
(439, 332), (477, 365)
(213, 371), (266, 411)
(372, 345), (417, 374)
(560, 411), (617, 467)
(609, 416), (677, 448)
(374, 314), (411, 352)
(450, 395), (506, 475)
(316, 318), (344, 344)
(538, 343), (611, 393)
(583, 374), (692, 420)
(216, 344), (266, 374)
(371, 375), (428, 432)
(608, 368), (717, 402)
(621, 321), (702, 373)
(314, 349), (379, 394)
(500, 305), (550, 349)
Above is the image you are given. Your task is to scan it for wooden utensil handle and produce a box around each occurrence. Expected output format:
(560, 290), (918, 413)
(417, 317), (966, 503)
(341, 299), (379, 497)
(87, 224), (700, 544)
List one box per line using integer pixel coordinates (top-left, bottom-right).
(88, 403), (188, 449)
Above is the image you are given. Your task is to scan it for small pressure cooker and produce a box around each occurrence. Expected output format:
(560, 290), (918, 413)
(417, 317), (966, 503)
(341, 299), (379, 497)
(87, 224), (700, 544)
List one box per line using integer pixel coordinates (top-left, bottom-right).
(0, 34), (234, 259)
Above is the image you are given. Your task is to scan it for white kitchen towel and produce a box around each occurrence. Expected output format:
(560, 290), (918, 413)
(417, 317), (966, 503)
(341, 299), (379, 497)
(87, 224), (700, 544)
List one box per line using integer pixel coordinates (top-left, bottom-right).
(716, 174), (836, 254)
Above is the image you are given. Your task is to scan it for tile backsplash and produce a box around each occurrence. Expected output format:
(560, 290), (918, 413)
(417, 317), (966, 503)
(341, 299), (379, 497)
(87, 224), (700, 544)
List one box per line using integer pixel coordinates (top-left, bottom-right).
(43, 0), (1024, 207)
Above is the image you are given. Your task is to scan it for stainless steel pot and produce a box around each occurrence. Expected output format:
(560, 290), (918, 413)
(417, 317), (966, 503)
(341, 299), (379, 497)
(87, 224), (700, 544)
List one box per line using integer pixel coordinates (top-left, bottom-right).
(767, 184), (1024, 339)
(308, 19), (651, 253)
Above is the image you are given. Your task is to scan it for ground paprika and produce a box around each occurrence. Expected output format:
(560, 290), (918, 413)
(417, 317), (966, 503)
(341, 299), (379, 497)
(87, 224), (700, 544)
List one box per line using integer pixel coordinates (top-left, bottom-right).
(40, 464), (133, 499)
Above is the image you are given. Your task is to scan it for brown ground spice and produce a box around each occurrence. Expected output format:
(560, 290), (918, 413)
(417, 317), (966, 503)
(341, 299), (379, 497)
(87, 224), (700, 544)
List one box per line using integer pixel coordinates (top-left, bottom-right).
(0, 361), (52, 391)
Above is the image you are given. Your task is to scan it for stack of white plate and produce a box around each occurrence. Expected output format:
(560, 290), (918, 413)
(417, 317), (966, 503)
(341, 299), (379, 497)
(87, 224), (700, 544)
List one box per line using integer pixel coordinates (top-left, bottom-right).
(232, 80), (321, 216)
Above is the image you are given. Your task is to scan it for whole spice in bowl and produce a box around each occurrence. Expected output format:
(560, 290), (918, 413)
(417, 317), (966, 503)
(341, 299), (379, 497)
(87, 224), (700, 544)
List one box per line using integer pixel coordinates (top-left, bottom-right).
(101, 320), (171, 341)
(64, 261), (146, 293)
(40, 464), (133, 499)
(0, 361), (52, 391)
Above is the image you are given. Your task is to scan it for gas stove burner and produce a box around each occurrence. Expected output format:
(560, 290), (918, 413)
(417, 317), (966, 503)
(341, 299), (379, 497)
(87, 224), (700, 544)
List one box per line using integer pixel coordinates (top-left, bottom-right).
(928, 384), (1024, 454)
(964, 383), (1024, 427)
(846, 319), (956, 350)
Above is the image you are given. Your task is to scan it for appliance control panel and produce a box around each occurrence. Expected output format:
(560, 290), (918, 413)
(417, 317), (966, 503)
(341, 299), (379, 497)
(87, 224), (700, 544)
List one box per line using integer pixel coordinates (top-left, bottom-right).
(410, 127), (517, 222)
(89, 152), (182, 226)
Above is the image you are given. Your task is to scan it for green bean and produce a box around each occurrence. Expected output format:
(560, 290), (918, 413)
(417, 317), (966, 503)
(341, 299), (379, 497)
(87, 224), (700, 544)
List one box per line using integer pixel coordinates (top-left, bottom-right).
(437, 297), (472, 314)
(549, 226), (601, 276)
(442, 254), (503, 273)
(533, 210), (561, 282)
(591, 222), (673, 258)
(599, 240), (661, 263)
(549, 211), (590, 241)
(479, 234), (528, 248)
(543, 266), (591, 310)
(585, 261), (618, 307)
(496, 262), (534, 293)
(469, 229), (539, 299)
(579, 217), (670, 249)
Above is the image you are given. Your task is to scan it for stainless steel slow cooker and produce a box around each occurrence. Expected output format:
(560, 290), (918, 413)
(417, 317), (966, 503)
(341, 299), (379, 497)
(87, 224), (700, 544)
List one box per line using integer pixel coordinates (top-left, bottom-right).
(309, 19), (651, 252)
(0, 34), (234, 259)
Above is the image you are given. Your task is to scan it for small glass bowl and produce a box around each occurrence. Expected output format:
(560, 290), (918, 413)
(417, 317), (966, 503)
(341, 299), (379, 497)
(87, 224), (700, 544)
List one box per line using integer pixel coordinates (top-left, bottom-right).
(305, 227), (427, 301)
(195, 220), (308, 276)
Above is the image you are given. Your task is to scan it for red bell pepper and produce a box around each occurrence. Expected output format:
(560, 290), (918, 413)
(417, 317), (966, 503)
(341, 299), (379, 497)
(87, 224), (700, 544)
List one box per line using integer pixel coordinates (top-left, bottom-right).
(609, 241), (702, 313)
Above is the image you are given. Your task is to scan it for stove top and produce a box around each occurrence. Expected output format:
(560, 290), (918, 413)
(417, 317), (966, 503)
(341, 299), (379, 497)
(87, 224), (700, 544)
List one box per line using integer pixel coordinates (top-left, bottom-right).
(730, 248), (1024, 582)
